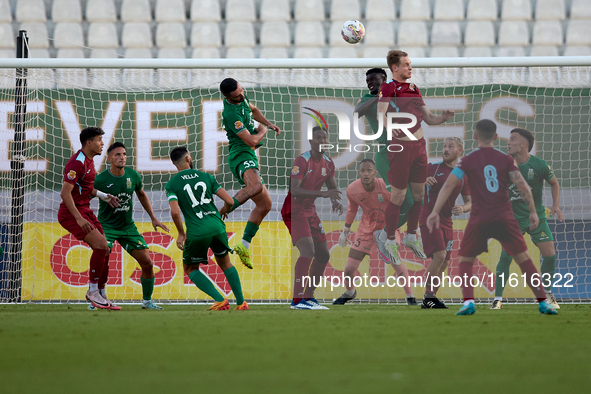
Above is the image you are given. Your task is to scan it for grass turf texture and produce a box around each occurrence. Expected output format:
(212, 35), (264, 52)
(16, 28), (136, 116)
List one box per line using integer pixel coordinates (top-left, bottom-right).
(1, 304), (589, 394)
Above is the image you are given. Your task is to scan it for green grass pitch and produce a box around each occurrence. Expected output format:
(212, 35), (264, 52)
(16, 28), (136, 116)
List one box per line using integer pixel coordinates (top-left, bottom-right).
(1, 304), (590, 394)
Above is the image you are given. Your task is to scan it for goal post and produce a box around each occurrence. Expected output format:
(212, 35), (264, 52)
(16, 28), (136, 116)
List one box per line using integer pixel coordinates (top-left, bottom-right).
(0, 55), (589, 304)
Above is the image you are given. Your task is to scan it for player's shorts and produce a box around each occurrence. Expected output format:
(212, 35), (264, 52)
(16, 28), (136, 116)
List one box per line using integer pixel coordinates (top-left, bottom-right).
(516, 217), (554, 244)
(282, 210), (326, 245)
(58, 206), (103, 240)
(420, 224), (454, 260)
(459, 217), (527, 257)
(103, 225), (148, 254)
(183, 231), (232, 266)
(388, 138), (428, 190)
(350, 231), (376, 254)
(228, 150), (264, 186)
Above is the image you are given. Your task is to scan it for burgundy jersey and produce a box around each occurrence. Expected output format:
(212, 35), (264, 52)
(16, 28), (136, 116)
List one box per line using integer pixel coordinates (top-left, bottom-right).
(452, 147), (518, 224)
(286, 151), (336, 217)
(59, 150), (96, 210)
(420, 161), (470, 229)
(378, 80), (426, 136)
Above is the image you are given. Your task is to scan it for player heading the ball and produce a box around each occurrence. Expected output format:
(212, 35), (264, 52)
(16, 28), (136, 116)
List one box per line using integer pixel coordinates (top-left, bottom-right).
(426, 119), (558, 316)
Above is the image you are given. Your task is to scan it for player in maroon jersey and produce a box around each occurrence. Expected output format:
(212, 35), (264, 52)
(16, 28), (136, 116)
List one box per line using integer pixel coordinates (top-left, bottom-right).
(375, 50), (456, 267)
(426, 120), (557, 315)
(419, 137), (471, 309)
(58, 127), (120, 310)
(281, 126), (344, 310)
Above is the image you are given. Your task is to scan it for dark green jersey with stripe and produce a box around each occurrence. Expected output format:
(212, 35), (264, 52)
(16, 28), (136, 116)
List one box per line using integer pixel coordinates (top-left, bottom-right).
(95, 168), (142, 229)
(508, 155), (555, 221)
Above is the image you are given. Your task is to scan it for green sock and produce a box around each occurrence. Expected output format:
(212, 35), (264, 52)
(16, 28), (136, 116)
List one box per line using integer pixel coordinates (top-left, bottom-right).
(495, 251), (514, 298)
(243, 221), (260, 244)
(541, 254), (557, 292)
(140, 277), (155, 301)
(189, 270), (224, 302)
(223, 266), (245, 305)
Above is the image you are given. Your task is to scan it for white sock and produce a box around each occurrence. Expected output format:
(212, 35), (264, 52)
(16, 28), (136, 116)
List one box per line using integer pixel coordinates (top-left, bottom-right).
(406, 294), (414, 299)
(142, 299), (150, 304)
(378, 229), (387, 243)
(89, 283), (98, 292)
(99, 289), (106, 298)
(344, 289), (355, 296)
(464, 300), (474, 306)
(242, 239), (250, 249)
(406, 233), (417, 242)
(494, 296), (502, 301)
(545, 290), (551, 295)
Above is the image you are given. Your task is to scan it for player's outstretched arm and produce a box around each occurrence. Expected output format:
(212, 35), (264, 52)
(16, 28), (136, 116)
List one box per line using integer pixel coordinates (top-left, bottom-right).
(92, 189), (121, 208)
(547, 176), (564, 222)
(250, 102), (281, 136)
(420, 106), (455, 126)
(326, 177), (344, 215)
(216, 188), (237, 219)
(290, 177), (341, 200)
(355, 95), (378, 117)
(426, 174), (460, 232)
(237, 127), (268, 147)
(168, 200), (186, 250)
(136, 189), (170, 232)
(509, 170), (539, 230)
(61, 182), (94, 234)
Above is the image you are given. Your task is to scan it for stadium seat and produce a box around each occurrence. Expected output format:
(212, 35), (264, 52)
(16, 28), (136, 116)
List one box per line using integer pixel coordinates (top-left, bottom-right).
(328, 46), (358, 58)
(532, 21), (563, 46)
(86, 0), (117, 23)
(0, 49), (13, 57)
(191, 23), (221, 48)
(260, 22), (291, 48)
(464, 21), (495, 46)
(430, 22), (462, 47)
(226, 0), (256, 22)
(294, 0), (325, 22)
(226, 47), (256, 58)
(190, 0), (221, 22)
(329, 21), (349, 47)
(29, 49), (51, 58)
(496, 46), (526, 57)
(535, 0), (565, 21)
(294, 22), (325, 47)
(87, 23), (118, 49)
(18, 23), (49, 49)
(433, 0), (464, 21)
(430, 46), (459, 57)
(570, 0), (591, 20)
(397, 22), (428, 47)
(122, 23), (153, 48)
(498, 21), (529, 46)
(563, 46), (591, 56)
(365, 0), (395, 21)
(330, 0), (360, 22)
(224, 22), (255, 48)
(363, 21), (395, 47)
(56, 48), (85, 58)
(16, 0), (47, 23)
(156, 23), (187, 49)
(400, 0), (430, 21)
(259, 47), (289, 58)
(158, 48), (186, 58)
(403, 47), (427, 58)
(500, 0), (531, 21)
(53, 23), (84, 49)
(191, 47), (221, 58)
(52, 0), (82, 23)
(466, 0), (497, 21)
(0, 23), (14, 48)
(361, 46), (389, 58)
(124, 48), (153, 58)
(260, 0), (291, 22)
(530, 46), (559, 56)
(566, 21), (591, 45)
(0, 0), (11, 23)
(121, 0), (152, 23)
(463, 46), (493, 57)
(90, 49), (118, 58)
(293, 47), (323, 58)
(155, 0), (186, 23)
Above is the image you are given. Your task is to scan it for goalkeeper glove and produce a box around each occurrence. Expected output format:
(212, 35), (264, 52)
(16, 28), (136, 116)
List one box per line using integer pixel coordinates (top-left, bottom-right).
(338, 228), (350, 248)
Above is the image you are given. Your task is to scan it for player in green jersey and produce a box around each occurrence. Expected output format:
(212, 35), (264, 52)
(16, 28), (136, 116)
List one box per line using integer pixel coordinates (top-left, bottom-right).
(354, 68), (417, 265)
(166, 146), (248, 311)
(491, 128), (564, 310)
(94, 142), (170, 310)
(219, 78), (281, 269)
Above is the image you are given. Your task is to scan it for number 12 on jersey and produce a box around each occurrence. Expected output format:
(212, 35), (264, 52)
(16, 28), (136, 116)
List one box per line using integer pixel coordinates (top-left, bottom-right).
(183, 182), (211, 207)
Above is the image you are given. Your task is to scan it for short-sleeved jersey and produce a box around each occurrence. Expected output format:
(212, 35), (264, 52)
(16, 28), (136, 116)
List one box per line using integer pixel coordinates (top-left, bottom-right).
(95, 168), (143, 229)
(221, 95), (261, 156)
(378, 80), (425, 135)
(420, 161), (470, 229)
(345, 178), (390, 235)
(452, 147), (518, 224)
(165, 169), (226, 238)
(60, 150), (96, 210)
(287, 151), (336, 217)
(509, 155), (555, 221)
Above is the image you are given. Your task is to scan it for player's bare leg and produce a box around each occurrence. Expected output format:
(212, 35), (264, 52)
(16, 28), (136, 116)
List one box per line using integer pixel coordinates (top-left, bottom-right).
(303, 241), (330, 310)
(84, 229), (112, 310)
(422, 250), (448, 309)
(333, 249), (365, 305)
(513, 251), (557, 314)
(383, 186), (406, 263)
(536, 241), (559, 309)
(130, 248), (162, 310)
(401, 181), (427, 259)
(291, 236), (315, 310)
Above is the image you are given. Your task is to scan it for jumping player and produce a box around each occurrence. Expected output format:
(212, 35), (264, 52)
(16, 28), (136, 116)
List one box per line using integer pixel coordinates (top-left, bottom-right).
(426, 119), (557, 315)
(94, 142), (170, 310)
(58, 127), (120, 310)
(281, 126), (344, 310)
(220, 78), (281, 269)
(419, 137), (471, 309)
(166, 147), (248, 311)
(334, 159), (417, 305)
(377, 50), (455, 264)
(491, 128), (563, 310)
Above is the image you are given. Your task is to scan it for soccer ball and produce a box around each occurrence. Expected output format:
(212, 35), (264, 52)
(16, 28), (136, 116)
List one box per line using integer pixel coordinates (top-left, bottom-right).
(341, 20), (365, 44)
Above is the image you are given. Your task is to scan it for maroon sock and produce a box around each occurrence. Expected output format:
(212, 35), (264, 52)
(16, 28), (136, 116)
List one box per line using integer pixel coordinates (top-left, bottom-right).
(385, 201), (401, 240)
(293, 256), (312, 300)
(459, 262), (475, 301)
(304, 259), (328, 298)
(89, 248), (108, 283)
(406, 200), (422, 234)
(98, 255), (110, 289)
(518, 258), (547, 302)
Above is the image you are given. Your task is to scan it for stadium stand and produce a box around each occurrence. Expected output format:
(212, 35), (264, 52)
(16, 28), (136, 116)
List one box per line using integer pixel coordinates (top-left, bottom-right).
(260, 0), (291, 22)
(85, 0), (117, 23)
(52, 0), (82, 23)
